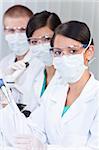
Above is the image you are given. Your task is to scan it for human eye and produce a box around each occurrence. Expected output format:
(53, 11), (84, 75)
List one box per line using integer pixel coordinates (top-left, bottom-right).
(50, 48), (62, 56)
(19, 27), (26, 33)
(9, 28), (15, 33)
(67, 47), (79, 55)
(55, 50), (61, 55)
(54, 48), (62, 56)
(42, 35), (52, 43)
(45, 37), (51, 42)
(31, 40), (38, 45)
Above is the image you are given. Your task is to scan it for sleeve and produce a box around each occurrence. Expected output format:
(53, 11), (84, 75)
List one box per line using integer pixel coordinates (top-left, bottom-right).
(87, 106), (99, 150)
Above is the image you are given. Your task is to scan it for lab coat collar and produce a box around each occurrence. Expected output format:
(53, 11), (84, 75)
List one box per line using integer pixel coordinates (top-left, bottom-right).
(22, 50), (33, 62)
(14, 50), (38, 63)
(49, 73), (98, 125)
(76, 73), (98, 102)
(49, 84), (69, 119)
(61, 73), (97, 124)
(8, 50), (39, 66)
(34, 67), (45, 82)
(49, 72), (97, 104)
(50, 73), (96, 103)
(33, 67), (45, 98)
(49, 83), (82, 124)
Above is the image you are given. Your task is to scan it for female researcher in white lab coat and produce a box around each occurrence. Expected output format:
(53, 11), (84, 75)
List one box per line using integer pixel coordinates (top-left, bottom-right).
(26, 11), (61, 99)
(20, 10), (61, 116)
(0, 20), (99, 150)
(15, 11), (61, 116)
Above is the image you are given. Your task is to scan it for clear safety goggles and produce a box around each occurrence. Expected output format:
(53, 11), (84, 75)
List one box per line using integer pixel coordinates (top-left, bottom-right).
(28, 35), (53, 45)
(50, 44), (88, 57)
(4, 26), (26, 34)
(50, 36), (92, 57)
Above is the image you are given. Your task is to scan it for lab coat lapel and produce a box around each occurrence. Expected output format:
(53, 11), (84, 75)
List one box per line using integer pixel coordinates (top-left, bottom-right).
(61, 94), (85, 124)
(49, 83), (84, 124)
(33, 68), (45, 99)
(49, 84), (69, 122)
(61, 73), (96, 124)
(22, 50), (33, 62)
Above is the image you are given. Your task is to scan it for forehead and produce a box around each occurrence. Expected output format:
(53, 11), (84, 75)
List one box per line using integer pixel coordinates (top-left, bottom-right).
(32, 26), (53, 38)
(54, 34), (82, 47)
(4, 16), (30, 28)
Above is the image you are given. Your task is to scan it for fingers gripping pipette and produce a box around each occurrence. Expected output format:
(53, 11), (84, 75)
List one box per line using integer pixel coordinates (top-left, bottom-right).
(0, 79), (11, 103)
(0, 78), (20, 113)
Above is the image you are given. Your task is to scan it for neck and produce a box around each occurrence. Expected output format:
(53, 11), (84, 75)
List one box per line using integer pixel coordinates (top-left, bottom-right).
(16, 50), (29, 61)
(45, 65), (55, 85)
(69, 69), (91, 94)
(66, 69), (91, 106)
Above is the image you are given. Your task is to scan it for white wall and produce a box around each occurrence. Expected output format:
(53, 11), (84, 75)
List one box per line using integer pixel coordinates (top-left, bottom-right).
(0, 0), (99, 79)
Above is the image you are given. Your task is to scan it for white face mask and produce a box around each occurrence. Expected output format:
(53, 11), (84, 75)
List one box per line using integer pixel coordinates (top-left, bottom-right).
(53, 52), (88, 84)
(30, 43), (53, 66)
(5, 33), (29, 56)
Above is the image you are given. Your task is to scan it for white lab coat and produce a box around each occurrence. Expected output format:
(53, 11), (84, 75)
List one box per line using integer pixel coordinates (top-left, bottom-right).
(0, 50), (45, 111)
(0, 73), (99, 149)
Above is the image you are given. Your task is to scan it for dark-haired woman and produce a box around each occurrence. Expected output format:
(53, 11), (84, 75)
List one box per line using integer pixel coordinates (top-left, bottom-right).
(26, 10), (61, 99)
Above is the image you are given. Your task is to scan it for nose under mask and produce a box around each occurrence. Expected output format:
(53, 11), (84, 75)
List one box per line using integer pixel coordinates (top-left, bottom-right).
(53, 52), (88, 84)
(5, 32), (29, 56)
(30, 43), (53, 66)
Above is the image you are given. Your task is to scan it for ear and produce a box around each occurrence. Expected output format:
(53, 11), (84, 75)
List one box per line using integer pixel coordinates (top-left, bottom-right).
(84, 45), (95, 64)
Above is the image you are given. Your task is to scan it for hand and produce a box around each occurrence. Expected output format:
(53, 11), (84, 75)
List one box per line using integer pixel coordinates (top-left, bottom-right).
(4, 61), (27, 83)
(14, 135), (47, 150)
(3, 60), (26, 75)
(11, 61), (26, 70)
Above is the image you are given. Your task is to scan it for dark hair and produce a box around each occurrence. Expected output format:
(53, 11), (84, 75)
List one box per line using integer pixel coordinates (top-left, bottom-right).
(26, 10), (61, 38)
(3, 5), (33, 20)
(51, 20), (94, 47)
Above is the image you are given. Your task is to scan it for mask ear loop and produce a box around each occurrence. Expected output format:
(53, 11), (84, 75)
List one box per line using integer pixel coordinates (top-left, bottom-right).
(83, 36), (92, 52)
(84, 35), (96, 65)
